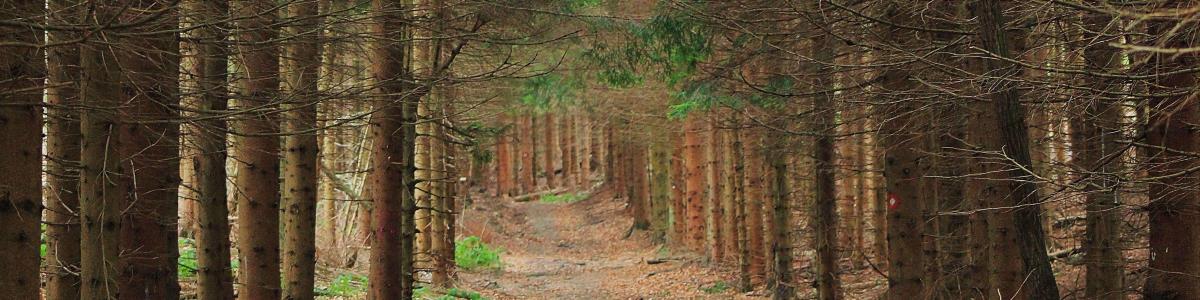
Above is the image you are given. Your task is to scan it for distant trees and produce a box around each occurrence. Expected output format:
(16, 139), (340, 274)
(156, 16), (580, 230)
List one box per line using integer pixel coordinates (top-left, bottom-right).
(2, 0), (1200, 299)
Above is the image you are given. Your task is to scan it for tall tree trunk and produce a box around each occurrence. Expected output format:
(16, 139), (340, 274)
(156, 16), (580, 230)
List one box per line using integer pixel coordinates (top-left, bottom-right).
(44, 0), (82, 297)
(810, 28), (841, 300)
(684, 117), (707, 250)
(706, 121), (724, 261)
(520, 114), (536, 193)
(720, 128), (738, 261)
(670, 131), (687, 244)
(879, 4), (925, 297)
(1070, 7), (1124, 299)
(579, 116), (591, 187)
(415, 97), (432, 265)
(79, 3), (124, 298)
(744, 128), (766, 285)
(1145, 0), (1200, 297)
(650, 139), (672, 242)
(368, 0), (417, 297)
(767, 133), (793, 300)
(543, 113), (557, 188)
(496, 116), (515, 197)
(184, 0), (234, 298)
(0, 1), (43, 297)
(972, 1), (1061, 298)
(561, 114), (575, 190)
(430, 93), (450, 286)
(730, 127), (752, 291)
(117, 1), (182, 298)
(233, 0), (283, 296)
(282, 0), (322, 297)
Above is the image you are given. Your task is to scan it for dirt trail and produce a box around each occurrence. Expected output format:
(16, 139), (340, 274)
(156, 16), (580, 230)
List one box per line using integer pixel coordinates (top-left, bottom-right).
(458, 187), (754, 299)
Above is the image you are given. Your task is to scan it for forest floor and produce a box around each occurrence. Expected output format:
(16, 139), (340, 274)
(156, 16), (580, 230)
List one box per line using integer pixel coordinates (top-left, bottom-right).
(456, 185), (764, 299)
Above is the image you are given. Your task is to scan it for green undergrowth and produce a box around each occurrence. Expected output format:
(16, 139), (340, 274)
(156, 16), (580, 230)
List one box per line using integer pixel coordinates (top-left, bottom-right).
(539, 192), (588, 204)
(701, 281), (730, 294)
(455, 236), (503, 271)
(316, 273), (369, 297)
(415, 286), (488, 300)
(177, 237), (238, 278)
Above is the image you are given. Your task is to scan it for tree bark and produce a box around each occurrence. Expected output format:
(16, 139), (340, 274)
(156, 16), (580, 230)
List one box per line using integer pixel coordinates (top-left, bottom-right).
(368, 0), (417, 297)
(878, 5), (926, 297)
(810, 28), (841, 300)
(1145, 0), (1200, 297)
(1071, 7), (1124, 299)
(543, 113), (557, 188)
(684, 117), (707, 251)
(43, 0), (82, 297)
(79, 3), (124, 298)
(282, 0), (322, 297)
(233, 0), (283, 297)
(767, 132), (793, 300)
(971, 1), (1061, 298)
(0, 1), (43, 297)
(185, 1), (235, 297)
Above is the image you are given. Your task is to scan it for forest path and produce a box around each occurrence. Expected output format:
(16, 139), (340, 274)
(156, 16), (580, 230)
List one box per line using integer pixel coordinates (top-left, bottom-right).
(457, 185), (754, 299)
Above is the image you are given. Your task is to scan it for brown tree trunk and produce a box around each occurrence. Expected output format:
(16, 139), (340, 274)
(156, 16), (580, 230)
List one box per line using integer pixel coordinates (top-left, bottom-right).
(543, 113), (557, 188)
(684, 117), (707, 250)
(720, 128), (738, 261)
(706, 121), (724, 261)
(878, 5), (925, 297)
(415, 98), (432, 265)
(745, 128), (766, 285)
(972, 1), (1061, 298)
(562, 114), (577, 190)
(579, 116), (592, 186)
(80, 4), (124, 298)
(496, 116), (515, 197)
(367, 0), (417, 297)
(810, 28), (841, 300)
(767, 132), (793, 300)
(117, 2), (181, 297)
(43, 0), (82, 297)
(0, 1), (43, 297)
(430, 94), (450, 286)
(650, 139), (672, 242)
(185, 1), (235, 298)
(1070, 7), (1124, 299)
(282, 0), (322, 297)
(233, 0), (283, 296)
(519, 114), (536, 194)
(1145, 1), (1200, 297)
(670, 132), (687, 244)
(730, 127), (752, 291)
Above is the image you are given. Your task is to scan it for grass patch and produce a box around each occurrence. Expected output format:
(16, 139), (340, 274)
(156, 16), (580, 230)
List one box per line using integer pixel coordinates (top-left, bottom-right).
(415, 286), (489, 300)
(455, 236), (503, 270)
(539, 192), (588, 204)
(316, 273), (369, 297)
(701, 281), (730, 294)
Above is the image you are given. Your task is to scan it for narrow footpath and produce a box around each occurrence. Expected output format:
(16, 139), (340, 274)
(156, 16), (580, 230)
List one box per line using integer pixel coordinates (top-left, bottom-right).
(457, 187), (757, 299)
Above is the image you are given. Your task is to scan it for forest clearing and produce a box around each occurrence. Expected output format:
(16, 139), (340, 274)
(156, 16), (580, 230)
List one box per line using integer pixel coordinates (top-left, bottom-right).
(2, 0), (1200, 299)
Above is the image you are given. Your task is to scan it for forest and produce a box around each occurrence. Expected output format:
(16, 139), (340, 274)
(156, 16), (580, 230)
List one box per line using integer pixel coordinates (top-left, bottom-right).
(1, 0), (1199, 299)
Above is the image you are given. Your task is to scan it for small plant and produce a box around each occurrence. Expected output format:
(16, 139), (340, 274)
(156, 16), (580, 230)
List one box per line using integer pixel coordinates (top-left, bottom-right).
(315, 273), (368, 297)
(539, 192), (587, 204)
(441, 288), (487, 300)
(414, 286), (488, 300)
(178, 238), (198, 278)
(177, 238), (236, 278)
(701, 281), (730, 294)
(455, 236), (503, 270)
